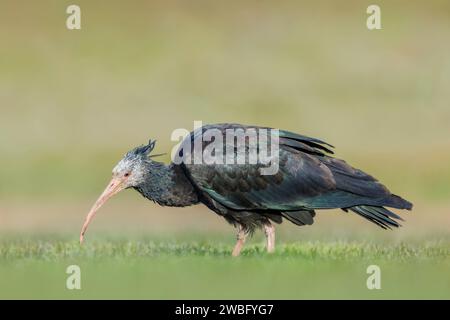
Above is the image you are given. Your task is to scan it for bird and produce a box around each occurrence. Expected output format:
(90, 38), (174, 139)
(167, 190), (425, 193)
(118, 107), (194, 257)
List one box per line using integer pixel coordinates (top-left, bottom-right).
(80, 123), (413, 256)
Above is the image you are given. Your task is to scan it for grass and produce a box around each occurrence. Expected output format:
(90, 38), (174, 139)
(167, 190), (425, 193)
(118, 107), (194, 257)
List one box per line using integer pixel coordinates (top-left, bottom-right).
(1, 239), (448, 261)
(0, 238), (448, 299)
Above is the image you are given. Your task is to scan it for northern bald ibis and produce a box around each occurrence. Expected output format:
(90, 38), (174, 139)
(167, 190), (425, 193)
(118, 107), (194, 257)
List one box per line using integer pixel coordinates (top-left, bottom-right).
(80, 124), (413, 256)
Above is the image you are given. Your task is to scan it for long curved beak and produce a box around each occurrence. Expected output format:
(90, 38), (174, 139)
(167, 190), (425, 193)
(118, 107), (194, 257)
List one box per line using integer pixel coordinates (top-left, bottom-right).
(80, 177), (127, 244)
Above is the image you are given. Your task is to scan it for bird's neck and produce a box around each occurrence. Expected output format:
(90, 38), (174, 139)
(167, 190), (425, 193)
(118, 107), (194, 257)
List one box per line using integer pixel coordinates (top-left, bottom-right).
(134, 162), (199, 207)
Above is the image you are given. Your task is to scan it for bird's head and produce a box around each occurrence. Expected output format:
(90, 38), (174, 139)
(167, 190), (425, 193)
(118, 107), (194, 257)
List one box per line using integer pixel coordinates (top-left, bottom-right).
(111, 140), (156, 189)
(80, 140), (160, 243)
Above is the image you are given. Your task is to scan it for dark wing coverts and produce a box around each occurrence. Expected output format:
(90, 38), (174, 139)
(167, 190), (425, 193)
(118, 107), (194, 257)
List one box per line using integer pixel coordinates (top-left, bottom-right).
(180, 124), (412, 229)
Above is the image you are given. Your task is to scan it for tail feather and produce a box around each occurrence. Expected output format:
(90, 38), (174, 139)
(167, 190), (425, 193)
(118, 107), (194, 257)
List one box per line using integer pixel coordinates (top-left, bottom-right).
(347, 205), (402, 229)
(387, 194), (413, 210)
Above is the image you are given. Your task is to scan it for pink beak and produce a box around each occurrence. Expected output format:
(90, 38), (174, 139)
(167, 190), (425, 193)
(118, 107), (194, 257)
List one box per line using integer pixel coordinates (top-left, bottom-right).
(80, 177), (127, 244)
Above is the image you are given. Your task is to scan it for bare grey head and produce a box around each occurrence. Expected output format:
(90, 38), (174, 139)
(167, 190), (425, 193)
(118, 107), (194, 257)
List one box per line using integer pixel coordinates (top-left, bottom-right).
(80, 140), (163, 242)
(112, 140), (157, 189)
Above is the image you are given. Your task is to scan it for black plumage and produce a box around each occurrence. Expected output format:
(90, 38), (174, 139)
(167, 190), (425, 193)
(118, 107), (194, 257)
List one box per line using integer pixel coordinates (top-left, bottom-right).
(181, 124), (411, 229)
(80, 123), (413, 255)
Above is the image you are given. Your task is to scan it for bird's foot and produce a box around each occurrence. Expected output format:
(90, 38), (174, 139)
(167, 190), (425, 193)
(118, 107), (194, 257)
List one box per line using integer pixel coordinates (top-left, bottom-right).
(231, 225), (247, 257)
(232, 238), (245, 257)
(264, 223), (276, 253)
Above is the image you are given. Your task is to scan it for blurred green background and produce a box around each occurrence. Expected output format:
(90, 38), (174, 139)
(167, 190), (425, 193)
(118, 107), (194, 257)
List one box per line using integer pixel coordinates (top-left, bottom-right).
(0, 0), (449, 299)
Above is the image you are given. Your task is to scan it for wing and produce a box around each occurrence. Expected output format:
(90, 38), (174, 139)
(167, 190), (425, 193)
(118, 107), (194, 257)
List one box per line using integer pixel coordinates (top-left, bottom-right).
(179, 124), (412, 212)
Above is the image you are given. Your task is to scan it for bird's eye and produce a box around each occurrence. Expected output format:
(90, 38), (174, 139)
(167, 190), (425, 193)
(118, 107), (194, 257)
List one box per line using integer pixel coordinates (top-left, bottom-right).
(124, 172), (130, 177)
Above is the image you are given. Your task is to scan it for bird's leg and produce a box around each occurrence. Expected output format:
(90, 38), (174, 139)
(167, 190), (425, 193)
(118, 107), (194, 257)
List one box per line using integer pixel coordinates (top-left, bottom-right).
(264, 222), (276, 253)
(232, 225), (247, 257)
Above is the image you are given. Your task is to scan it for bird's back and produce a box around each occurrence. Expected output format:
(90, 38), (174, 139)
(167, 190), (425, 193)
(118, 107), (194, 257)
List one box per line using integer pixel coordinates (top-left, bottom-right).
(175, 123), (412, 229)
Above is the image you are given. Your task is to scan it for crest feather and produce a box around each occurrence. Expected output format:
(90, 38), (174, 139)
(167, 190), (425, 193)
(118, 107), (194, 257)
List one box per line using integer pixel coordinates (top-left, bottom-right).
(127, 139), (156, 158)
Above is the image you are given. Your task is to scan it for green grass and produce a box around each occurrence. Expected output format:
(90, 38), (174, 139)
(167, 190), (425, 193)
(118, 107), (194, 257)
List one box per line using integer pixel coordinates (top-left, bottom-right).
(0, 238), (448, 299)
